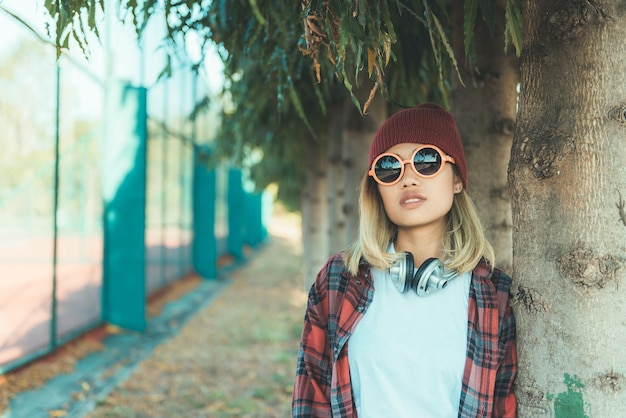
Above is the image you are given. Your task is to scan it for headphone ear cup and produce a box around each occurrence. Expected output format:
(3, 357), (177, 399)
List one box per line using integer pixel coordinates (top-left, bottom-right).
(414, 258), (447, 296)
(389, 252), (414, 293)
(403, 252), (415, 291)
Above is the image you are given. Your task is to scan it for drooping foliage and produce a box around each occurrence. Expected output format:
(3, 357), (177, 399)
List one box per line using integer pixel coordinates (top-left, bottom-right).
(299, 0), (522, 112)
(42, 0), (522, 208)
(203, 0), (337, 208)
(43, 0), (104, 57)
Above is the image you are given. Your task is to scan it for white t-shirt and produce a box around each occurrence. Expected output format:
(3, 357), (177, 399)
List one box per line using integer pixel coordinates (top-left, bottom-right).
(348, 262), (471, 417)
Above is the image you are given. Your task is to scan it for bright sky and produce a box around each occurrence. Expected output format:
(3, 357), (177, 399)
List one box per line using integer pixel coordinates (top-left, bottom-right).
(0, 2), (46, 59)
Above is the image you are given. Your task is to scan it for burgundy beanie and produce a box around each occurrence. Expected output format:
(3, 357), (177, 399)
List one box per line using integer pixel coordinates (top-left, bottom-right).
(368, 103), (467, 188)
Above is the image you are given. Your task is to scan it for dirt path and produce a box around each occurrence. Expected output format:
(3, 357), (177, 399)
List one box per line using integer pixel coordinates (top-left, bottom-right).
(84, 210), (306, 418)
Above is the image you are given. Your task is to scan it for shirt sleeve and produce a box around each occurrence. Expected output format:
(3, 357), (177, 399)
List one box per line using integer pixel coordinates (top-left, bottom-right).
(292, 263), (333, 417)
(493, 277), (518, 417)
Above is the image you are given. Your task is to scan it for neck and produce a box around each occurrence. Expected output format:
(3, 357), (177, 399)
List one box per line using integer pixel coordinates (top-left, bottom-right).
(394, 224), (446, 267)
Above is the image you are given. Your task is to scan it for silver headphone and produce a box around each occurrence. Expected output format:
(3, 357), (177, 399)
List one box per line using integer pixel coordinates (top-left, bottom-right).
(389, 252), (456, 296)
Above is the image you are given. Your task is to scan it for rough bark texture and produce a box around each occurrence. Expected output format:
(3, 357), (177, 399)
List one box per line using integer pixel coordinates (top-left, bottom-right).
(301, 138), (327, 291)
(302, 80), (385, 291)
(342, 79), (387, 245)
(450, 0), (518, 274)
(510, 1), (626, 415)
(326, 102), (348, 256)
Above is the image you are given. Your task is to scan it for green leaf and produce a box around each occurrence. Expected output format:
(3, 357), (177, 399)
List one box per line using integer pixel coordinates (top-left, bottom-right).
(424, 5), (445, 99)
(505, 0), (523, 56)
(464, 0), (478, 57)
(357, 3), (366, 28)
(88, 0), (96, 28)
(339, 65), (363, 115)
(478, 0), (496, 37)
(285, 73), (315, 135)
(425, 1), (464, 87)
(381, 2), (397, 43)
(249, 0), (267, 26)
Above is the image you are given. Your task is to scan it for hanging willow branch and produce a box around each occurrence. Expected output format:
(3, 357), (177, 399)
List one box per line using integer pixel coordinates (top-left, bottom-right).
(300, 1), (339, 83)
(298, 0), (523, 113)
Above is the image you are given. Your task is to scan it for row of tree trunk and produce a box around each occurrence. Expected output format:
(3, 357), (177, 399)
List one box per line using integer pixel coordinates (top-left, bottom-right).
(301, 77), (387, 287)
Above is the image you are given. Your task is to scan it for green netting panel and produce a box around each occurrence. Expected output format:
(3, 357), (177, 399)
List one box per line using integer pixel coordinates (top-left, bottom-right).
(145, 74), (194, 295)
(55, 56), (104, 348)
(244, 192), (264, 247)
(179, 144), (194, 277)
(192, 146), (217, 279)
(214, 165), (229, 254)
(0, 35), (57, 369)
(227, 168), (245, 260)
(102, 82), (147, 332)
(145, 122), (169, 294)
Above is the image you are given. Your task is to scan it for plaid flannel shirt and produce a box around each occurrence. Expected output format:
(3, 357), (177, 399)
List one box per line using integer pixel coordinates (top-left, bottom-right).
(292, 252), (517, 417)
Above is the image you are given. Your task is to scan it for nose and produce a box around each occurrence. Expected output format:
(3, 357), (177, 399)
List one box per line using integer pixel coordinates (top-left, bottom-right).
(399, 160), (421, 186)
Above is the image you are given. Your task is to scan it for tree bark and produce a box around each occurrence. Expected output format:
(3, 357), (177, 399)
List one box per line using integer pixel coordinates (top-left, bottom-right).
(301, 137), (328, 291)
(450, 0), (518, 274)
(510, 1), (626, 415)
(326, 101), (347, 255)
(342, 79), (387, 245)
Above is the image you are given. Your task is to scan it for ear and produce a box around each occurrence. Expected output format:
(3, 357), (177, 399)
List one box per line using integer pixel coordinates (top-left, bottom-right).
(453, 176), (463, 194)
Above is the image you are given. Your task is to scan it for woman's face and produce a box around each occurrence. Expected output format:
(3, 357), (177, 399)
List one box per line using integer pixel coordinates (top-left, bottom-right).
(376, 142), (462, 234)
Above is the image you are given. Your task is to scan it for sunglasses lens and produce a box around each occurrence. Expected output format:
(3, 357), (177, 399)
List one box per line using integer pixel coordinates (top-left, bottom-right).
(374, 155), (403, 183)
(414, 147), (442, 176)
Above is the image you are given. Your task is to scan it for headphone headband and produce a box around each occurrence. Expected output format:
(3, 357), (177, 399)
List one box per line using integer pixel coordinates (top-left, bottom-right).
(389, 252), (455, 296)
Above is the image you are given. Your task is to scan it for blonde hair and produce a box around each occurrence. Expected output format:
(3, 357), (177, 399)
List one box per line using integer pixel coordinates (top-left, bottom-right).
(343, 174), (495, 276)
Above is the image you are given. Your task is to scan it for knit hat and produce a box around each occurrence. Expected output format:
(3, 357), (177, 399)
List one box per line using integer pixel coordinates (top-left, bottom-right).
(368, 103), (467, 188)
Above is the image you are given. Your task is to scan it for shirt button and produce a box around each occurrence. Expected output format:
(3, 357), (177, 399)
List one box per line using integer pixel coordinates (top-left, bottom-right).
(357, 306), (364, 312)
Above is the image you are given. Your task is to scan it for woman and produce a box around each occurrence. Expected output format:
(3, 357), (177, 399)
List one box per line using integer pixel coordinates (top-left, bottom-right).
(292, 103), (517, 417)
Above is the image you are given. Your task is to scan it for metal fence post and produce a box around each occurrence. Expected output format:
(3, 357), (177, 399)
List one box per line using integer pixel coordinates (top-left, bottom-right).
(50, 60), (61, 351)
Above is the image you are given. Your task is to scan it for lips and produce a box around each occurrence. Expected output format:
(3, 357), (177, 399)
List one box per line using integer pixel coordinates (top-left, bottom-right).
(400, 193), (425, 207)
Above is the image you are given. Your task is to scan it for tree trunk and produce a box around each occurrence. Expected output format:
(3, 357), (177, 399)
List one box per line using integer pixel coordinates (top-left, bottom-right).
(510, 1), (626, 415)
(450, 0), (518, 274)
(301, 137), (328, 291)
(342, 79), (387, 244)
(326, 101), (347, 256)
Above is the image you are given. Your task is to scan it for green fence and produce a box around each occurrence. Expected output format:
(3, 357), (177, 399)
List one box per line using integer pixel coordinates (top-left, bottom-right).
(0, 6), (267, 374)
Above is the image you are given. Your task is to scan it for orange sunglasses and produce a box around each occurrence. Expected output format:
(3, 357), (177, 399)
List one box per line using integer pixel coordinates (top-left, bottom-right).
(368, 145), (455, 186)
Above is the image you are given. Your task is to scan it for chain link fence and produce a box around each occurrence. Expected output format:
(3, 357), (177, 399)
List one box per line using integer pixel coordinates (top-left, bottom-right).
(0, 3), (265, 374)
